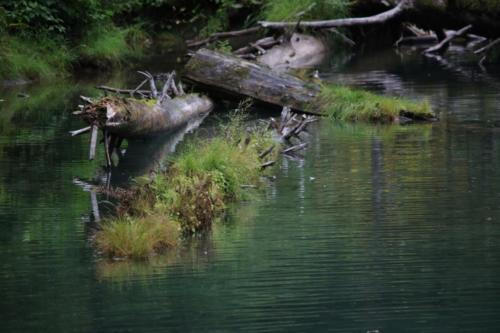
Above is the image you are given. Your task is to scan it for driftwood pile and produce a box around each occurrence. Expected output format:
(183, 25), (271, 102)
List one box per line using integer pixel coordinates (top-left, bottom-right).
(259, 106), (317, 169)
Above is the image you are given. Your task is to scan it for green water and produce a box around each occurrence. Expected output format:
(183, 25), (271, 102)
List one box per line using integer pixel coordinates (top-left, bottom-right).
(2, 49), (500, 332)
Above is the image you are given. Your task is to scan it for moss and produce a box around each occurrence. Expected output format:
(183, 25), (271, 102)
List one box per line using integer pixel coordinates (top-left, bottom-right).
(313, 84), (434, 123)
(94, 113), (276, 260)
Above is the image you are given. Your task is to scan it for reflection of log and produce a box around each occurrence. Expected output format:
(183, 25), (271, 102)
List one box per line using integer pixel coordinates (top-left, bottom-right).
(184, 48), (320, 113)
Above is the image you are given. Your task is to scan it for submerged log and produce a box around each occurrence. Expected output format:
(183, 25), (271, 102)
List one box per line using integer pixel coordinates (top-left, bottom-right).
(184, 48), (320, 113)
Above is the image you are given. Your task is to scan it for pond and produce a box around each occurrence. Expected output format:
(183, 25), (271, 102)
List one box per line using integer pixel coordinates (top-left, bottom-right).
(1, 48), (500, 332)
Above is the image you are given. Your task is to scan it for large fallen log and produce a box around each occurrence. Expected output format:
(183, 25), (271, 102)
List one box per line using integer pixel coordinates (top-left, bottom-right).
(184, 48), (321, 113)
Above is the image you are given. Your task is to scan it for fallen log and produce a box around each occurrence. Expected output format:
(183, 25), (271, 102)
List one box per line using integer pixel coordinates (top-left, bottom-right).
(184, 48), (321, 113)
(72, 71), (213, 167)
(80, 94), (213, 138)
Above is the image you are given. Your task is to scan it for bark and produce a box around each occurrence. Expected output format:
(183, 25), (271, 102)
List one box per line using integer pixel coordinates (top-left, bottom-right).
(184, 48), (320, 113)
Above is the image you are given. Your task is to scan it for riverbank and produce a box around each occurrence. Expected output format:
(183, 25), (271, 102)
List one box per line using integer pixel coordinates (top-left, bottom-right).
(0, 0), (354, 82)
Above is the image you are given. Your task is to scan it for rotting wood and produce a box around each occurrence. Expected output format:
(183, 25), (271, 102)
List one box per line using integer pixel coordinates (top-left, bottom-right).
(70, 126), (91, 137)
(184, 48), (321, 113)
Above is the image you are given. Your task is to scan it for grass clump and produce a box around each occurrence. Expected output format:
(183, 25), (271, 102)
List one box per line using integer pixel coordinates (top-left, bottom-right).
(262, 0), (350, 21)
(315, 85), (434, 123)
(95, 215), (179, 260)
(95, 114), (276, 259)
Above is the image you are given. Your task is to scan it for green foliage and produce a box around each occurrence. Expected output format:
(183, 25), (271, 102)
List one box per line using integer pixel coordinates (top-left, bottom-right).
(95, 112), (276, 259)
(316, 85), (434, 122)
(262, 0), (350, 21)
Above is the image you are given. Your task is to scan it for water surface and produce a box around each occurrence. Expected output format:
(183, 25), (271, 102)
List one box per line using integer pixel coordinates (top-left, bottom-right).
(1, 49), (500, 332)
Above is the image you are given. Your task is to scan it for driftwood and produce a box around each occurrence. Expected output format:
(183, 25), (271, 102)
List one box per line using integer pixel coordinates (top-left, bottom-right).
(423, 25), (473, 54)
(184, 48), (320, 113)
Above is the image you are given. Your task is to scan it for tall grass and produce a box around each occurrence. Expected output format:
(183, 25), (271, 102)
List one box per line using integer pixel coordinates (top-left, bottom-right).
(77, 26), (146, 67)
(262, 0), (350, 21)
(0, 35), (74, 80)
(315, 85), (434, 122)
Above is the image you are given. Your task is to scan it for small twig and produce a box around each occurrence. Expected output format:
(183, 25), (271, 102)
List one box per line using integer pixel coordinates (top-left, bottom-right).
(138, 71), (158, 98)
(259, 145), (275, 159)
(260, 160), (275, 169)
(69, 126), (91, 137)
(282, 143), (308, 154)
(474, 37), (500, 55)
(103, 130), (112, 168)
(80, 95), (93, 104)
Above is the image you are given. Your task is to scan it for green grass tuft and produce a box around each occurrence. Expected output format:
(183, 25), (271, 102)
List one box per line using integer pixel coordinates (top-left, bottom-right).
(315, 85), (434, 123)
(95, 215), (179, 260)
(263, 0), (350, 21)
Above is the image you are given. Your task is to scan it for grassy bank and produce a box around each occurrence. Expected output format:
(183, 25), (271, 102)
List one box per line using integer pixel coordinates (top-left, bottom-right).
(0, 27), (147, 81)
(315, 85), (434, 122)
(95, 116), (276, 260)
(262, 0), (350, 21)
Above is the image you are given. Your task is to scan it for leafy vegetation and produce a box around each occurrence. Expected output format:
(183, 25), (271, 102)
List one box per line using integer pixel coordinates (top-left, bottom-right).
(315, 85), (434, 122)
(95, 113), (276, 259)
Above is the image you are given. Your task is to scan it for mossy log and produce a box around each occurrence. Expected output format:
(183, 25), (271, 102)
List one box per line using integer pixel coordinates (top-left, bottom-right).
(184, 48), (321, 113)
(81, 94), (213, 138)
(185, 49), (435, 123)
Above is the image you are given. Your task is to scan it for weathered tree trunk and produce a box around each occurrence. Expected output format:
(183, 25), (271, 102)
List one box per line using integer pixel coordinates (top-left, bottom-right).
(184, 48), (320, 113)
(81, 94), (213, 138)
